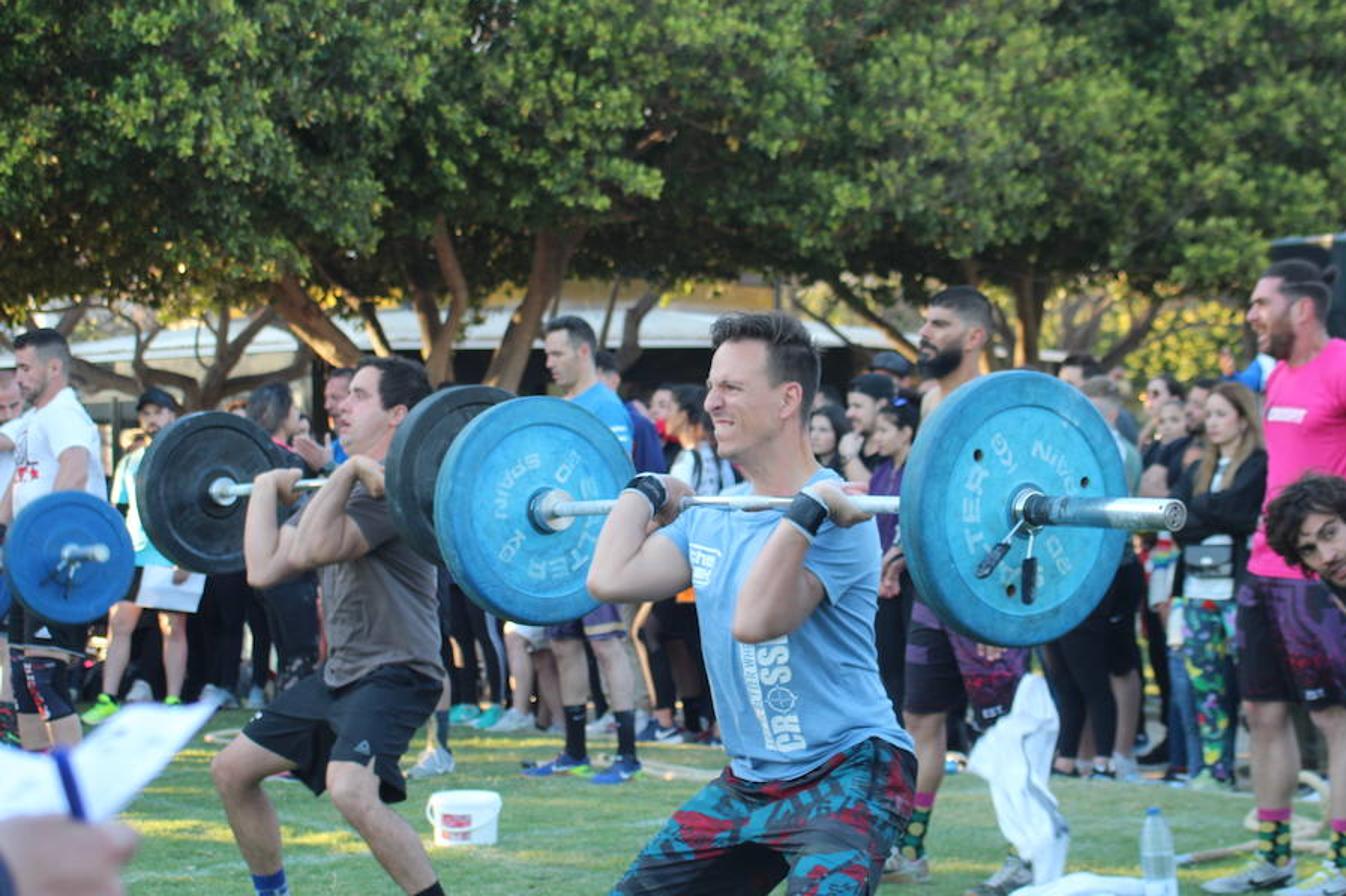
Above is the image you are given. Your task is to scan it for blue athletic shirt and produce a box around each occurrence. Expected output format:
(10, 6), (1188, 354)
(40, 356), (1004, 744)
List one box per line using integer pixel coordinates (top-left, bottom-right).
(571, 382), (633, 454)
(656, 467), (914, 781)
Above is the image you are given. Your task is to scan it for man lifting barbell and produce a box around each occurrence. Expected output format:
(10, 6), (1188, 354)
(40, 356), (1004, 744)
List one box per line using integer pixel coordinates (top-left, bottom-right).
(586, 311), (919, 895)
(209, 356), (451, 896)
(2, 329), (109, 752)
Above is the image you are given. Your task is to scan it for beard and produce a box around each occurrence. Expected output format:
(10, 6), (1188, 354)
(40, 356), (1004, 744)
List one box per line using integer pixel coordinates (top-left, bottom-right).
(1263, 321), (1295, 361)
(917, 342), (964, 380)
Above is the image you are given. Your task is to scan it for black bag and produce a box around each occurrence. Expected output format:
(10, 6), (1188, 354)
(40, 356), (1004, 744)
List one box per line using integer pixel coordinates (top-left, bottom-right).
(1186, 543), (1234, 579)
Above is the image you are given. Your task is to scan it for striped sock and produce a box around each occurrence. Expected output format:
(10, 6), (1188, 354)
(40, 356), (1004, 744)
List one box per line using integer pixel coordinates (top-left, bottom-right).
(1256, 808), (1292, 868)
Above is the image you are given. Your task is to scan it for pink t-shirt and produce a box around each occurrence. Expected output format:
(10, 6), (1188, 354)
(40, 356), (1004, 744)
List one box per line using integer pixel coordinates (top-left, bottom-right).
(1248, 338), (1346, 578)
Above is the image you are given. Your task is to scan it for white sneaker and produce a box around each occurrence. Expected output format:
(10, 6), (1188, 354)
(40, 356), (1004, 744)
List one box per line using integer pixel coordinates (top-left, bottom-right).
(492, 708), (534, 732)
(882, 848), (931, 884)
(199, 683), (239, 709)
(965, 854), (1033, 896)
(585, 711), (615, 736)
(244, 685), (267, 710)
(1203, 858), (1296, 893)
(1274, 865), (1346, 895)
(1111, 753), (1140, 782)
(124, 680), (153, 704)
(405, 746), (456, 780)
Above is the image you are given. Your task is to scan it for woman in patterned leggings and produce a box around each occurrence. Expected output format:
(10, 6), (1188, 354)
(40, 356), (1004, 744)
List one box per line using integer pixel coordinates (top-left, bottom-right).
(1170, 382), (1267, 788)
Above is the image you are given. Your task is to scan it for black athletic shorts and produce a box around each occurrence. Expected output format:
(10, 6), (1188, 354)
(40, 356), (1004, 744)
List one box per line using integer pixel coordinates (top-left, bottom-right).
(242, 663), (441, 804)
(7, 600), (88, 658)
(1097, 558), (1143, 678)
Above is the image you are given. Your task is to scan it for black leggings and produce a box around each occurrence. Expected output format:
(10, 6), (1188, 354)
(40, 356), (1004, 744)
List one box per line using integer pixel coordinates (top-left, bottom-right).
(259, 576), (320, 689)
(185, 571), (250, 697)
(1045, 560), (1143, 759)
(874, 585), (913, 727)
(441, 576), (506, 704)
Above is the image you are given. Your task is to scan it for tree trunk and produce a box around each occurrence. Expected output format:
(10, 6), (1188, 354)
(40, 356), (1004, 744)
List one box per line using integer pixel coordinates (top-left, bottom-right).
(1012, 269), (1047, 369)
(483, 228), (584, 391)
(418, 214), (475, 385)
(358, 301), (394, 357)
(1098, 291), (1166, 369)
(270, 272), (362, 367)
(825, 278), (919, 361)
(598, 276), (622, 348)
(615, 287), (661, 372)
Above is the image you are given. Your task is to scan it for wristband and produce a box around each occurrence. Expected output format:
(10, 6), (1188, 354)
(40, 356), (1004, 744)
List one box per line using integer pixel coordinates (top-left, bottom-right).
(622, 473), (668, 515)
(784, 490), (829, 542)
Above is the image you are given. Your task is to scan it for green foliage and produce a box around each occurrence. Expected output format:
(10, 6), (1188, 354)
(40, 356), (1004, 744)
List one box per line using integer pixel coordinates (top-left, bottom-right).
(3, 0), (1346, 364)
(1123, 298), (1249, 384)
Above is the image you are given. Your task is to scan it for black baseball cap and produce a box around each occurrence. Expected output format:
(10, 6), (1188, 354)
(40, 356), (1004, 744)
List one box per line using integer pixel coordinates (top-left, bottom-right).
(869, 350), (913, 377)
(136, 387), (180, 412)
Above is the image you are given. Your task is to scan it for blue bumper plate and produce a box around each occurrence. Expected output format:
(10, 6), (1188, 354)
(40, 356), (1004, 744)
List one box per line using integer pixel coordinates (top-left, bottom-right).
(435, 397), (635, 625)
(7, 491), (134, 624)
(901, 370), (1126, 647)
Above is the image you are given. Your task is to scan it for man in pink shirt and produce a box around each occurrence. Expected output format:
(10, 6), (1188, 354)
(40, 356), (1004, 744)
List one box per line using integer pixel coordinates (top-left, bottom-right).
(1203, 261), (1346, 895)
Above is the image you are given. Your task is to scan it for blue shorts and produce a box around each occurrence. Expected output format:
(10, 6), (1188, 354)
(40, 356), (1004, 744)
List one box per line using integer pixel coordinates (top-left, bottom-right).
(612, 737), (916, 896)
(546, 603), (626, 642)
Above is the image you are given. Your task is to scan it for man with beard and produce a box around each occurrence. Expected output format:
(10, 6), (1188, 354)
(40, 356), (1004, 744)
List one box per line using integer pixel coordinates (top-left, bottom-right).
(83, 388), (204, 723)
(839, 373), (894, 485)
(1200, 262), (1346, 896)
(885, 287), (1034, 896)
(1, 329), (106, 750)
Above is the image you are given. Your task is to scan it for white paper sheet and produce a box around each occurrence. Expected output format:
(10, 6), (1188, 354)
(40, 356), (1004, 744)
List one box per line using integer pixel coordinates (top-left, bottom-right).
(0, 699), (218, 821)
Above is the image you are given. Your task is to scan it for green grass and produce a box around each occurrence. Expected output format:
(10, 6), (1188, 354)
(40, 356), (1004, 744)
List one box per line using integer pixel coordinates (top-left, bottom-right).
(115, 710), (1321, 894)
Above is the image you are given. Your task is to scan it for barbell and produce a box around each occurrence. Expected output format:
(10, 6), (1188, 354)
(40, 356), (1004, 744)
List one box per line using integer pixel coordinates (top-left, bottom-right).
(0, 385), (510, 626)
(135, 385), (512, 574)
(431, 371), (1185, 646)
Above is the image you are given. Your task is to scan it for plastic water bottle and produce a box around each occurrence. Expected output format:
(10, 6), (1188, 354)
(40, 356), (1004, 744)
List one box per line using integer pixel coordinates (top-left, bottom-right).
(1140, 806), (1178, 896)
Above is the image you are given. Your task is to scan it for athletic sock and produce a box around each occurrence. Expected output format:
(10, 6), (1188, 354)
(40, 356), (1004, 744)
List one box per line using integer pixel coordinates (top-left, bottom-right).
(414, 884), (445, 896)
(563, 705), (588, 761)
(1255, 808), (1293, 868)
(433, 709), (450, 749)
(681, 695), (705, 733)
(898, 792), (936, 860)
(251, 869), (289, 896)
(614, 709), (636, 762)
(1331, 819), (1346, 870)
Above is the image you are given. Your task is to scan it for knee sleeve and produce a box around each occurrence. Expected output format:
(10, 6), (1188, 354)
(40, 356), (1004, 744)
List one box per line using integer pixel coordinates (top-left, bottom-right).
(15, 657), (74, 721)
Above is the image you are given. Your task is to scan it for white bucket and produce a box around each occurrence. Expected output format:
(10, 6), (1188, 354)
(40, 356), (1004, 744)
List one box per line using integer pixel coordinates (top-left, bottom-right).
(425, 789), (502, 847)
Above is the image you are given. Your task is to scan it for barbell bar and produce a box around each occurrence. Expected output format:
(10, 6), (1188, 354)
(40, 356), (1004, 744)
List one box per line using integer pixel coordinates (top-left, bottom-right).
(529, 491), (1184, 533)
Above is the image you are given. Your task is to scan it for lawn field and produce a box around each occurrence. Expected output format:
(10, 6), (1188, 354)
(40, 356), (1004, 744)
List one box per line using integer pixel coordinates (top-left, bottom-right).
(114, 710), (1319, 894)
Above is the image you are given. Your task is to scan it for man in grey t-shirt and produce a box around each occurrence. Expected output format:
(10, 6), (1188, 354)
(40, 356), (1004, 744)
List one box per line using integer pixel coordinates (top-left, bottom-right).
(211, 357), (448, 896)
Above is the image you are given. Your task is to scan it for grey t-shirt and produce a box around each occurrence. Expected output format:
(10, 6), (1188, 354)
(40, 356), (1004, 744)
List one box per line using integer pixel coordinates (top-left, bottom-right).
(288, 483), (443, 688)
